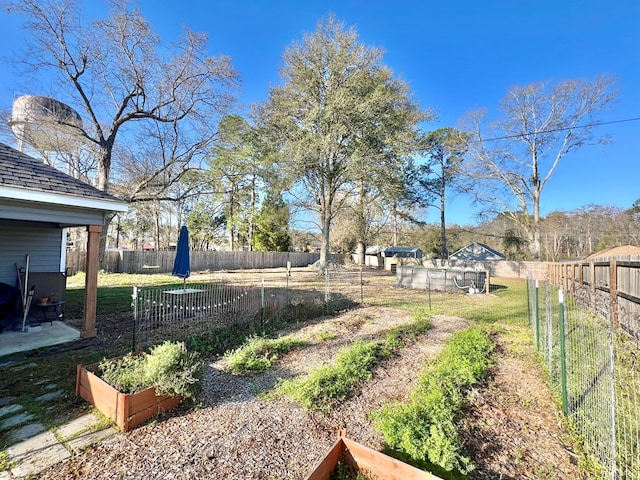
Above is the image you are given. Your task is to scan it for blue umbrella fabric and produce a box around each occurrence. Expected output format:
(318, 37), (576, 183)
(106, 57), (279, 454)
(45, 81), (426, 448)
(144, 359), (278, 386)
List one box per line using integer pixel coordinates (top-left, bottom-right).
(172, 225), (191, 288)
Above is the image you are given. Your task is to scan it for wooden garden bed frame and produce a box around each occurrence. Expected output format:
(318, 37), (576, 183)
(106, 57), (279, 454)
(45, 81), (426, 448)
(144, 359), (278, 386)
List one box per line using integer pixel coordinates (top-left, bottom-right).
(76, 362), (183, 432)
(305, 431), (442, 480)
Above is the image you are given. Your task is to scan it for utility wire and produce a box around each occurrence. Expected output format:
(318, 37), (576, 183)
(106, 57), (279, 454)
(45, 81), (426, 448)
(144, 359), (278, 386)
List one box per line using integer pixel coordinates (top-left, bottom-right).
(468, 116), (640, 143)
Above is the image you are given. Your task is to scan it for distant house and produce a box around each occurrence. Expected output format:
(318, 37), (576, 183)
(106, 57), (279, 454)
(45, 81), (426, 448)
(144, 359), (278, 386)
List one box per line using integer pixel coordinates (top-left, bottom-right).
(449, 242), (505, 261)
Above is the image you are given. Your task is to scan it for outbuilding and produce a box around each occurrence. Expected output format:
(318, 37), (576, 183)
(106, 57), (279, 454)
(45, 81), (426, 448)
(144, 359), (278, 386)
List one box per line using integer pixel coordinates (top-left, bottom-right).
(382, 246), (423, 272)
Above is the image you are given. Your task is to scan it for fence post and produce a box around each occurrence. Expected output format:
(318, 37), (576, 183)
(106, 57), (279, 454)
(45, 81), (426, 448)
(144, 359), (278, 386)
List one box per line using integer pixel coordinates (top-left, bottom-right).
(132, 286), (138, 351)
(535, 279), (541, 351)
(427, 269), (432, 311)
(324, 268), (329, 315)
(526, 277), (531, 328)
(261, 279), (265, 329)
(609, 260), (618, 326)
(608, 322), (617, 480)
(559, 289), (568, 414)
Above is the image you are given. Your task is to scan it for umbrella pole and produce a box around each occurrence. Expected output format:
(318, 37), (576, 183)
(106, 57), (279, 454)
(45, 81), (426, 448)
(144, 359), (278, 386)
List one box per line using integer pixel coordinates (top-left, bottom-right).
(183, 277), (186, 291)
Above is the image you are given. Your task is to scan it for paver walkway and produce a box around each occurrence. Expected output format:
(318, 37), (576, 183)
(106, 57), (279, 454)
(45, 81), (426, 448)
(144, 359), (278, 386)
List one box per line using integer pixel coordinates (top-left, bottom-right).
(0, 374), (116, 480)
(1, 410), (116, 479)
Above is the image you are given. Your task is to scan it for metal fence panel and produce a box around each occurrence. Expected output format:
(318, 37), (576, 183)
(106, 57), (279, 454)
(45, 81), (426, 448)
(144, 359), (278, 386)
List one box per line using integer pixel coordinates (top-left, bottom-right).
(131, 267), (364, 351)
(529, 278), (640, 479)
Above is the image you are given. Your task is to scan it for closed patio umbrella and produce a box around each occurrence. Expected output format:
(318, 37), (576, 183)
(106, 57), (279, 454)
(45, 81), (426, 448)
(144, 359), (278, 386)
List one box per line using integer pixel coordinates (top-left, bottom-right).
(172, 225), (191, 290)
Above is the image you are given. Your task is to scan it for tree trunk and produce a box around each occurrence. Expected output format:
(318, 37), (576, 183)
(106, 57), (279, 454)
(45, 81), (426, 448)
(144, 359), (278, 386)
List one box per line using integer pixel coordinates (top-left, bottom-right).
(440, 188), (447, 266)
(356, 240), (365, 266)
(392, 202), (398, 247)
(228, 190), (235, 251)
(319, 208), (330, 269)
(248, 176), (256, 251)
(532, 188), (541, 261)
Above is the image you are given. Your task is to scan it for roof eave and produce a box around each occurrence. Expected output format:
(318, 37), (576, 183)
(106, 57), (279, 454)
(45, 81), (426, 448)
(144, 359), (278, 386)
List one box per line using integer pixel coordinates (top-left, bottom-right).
(0, 185), (128, 212)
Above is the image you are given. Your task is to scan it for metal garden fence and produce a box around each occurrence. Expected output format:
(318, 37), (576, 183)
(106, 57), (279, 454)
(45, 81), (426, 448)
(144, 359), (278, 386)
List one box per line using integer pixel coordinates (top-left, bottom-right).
(528, 278), (640, 479)
(131, 266), (366, 351)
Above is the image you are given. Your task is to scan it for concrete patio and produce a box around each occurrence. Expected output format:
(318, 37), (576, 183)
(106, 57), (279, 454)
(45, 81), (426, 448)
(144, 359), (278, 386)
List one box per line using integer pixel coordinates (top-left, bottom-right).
(0, 321), (80, 357)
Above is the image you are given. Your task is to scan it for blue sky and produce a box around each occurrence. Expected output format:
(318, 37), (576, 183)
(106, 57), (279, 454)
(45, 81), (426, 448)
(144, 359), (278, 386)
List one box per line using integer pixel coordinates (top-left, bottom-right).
(1, 1), (638, 225)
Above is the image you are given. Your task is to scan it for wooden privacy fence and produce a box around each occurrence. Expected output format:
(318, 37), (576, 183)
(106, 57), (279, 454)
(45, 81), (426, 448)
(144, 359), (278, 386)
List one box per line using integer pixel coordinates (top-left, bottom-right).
(67, 250), (321, 275)
(548, 258), (640, 339)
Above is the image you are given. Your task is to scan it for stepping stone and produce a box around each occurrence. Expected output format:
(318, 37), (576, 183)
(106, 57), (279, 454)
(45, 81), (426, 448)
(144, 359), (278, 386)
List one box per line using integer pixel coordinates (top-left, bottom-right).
(0, 396), (17, 407)
(7, 422), (46, 444)
(1, 412), (34, 429)
(7, 430), (71, 478)
(0, 360), (16, 370)
(0, 403), (23, 417)
(35, 380), (58, 390)
(66, 427), (116, 453)
(36, 390), (64, 402)
(10, 362), (37, 373)
(56, 413), (103, 440)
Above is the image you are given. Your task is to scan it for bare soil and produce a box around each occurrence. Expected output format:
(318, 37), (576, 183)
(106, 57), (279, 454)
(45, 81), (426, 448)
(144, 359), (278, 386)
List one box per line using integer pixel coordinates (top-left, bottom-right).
(35, 301), (581, 480)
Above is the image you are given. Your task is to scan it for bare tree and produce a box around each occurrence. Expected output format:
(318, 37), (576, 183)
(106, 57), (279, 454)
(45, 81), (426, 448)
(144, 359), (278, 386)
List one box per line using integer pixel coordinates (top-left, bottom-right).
(461, 75), (617, 260)
(5, 0), (239, 194)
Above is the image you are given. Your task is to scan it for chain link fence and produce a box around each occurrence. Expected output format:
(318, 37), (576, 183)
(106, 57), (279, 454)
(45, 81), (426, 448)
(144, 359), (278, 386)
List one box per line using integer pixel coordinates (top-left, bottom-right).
(131, 266), (366, 351)
(528, 278), (640, 479)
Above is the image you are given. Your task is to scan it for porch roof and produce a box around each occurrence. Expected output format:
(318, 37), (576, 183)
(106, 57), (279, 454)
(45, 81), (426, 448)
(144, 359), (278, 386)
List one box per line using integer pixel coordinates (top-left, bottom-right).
(0, 142), (127, 213)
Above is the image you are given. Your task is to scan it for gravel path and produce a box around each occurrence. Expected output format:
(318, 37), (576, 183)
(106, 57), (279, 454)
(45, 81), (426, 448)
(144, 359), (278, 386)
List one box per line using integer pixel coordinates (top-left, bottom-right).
(36, 307), (469, 479)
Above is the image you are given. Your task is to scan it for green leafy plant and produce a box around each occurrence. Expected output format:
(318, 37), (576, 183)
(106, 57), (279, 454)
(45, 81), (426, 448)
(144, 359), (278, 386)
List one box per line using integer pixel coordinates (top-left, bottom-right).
(372, 327), (495, 476)
(224, 335), (308, 374)
(315, 330), (337, 341)
(329, 461), (372, 480)
(278, 339), (392, 412)
(0, 450), (17, 472)
(98, 341), (203, 399)
(277, 312), (435, 412)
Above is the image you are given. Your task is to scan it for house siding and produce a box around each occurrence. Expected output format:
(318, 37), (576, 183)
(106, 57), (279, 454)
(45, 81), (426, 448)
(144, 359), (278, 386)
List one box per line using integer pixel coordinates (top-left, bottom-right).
(0, 222), (63, 285)
(0, 198), (105, 226)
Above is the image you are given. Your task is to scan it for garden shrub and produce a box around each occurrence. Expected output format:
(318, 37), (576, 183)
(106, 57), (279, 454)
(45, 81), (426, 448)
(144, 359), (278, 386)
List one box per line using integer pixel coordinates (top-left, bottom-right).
(98, 341), (203, 399)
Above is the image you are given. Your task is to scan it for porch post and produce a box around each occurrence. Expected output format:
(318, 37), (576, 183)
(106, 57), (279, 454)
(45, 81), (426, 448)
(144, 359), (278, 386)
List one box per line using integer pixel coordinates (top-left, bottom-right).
(82, 224), (102, 338)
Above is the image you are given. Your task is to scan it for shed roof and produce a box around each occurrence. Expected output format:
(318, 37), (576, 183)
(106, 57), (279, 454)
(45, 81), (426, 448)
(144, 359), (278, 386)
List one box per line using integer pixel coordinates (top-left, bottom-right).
(449, 242), (505, 261)
(583, 245), (640, 259)
(0, 142), (127, 212)
(382, 246), (423, 258)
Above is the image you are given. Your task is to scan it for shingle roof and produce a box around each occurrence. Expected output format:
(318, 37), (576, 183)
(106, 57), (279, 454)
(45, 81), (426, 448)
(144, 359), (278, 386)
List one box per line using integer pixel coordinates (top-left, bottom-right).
(584, 245), (640, 259)
(0, 141), (122, 203)
(449, 242), (505, 261)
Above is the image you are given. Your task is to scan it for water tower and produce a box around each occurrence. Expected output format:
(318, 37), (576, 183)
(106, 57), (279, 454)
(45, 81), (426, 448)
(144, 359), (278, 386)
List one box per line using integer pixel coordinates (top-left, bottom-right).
(8, 95), (83, 153)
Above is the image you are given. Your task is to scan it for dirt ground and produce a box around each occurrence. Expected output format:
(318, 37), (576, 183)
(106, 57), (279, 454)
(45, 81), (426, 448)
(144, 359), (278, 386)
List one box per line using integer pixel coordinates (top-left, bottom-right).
(36, 298), (582, 479)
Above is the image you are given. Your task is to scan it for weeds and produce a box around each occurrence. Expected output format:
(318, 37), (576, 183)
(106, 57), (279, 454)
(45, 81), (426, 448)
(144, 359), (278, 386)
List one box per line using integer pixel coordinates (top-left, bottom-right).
(371, 326), (495, 476)
(224, 336), (308, 374)
(278, 339), (390, 412)
(315, 330), (337, 341)
(329, 461), (371, 479)
(277, 313), (434, 412)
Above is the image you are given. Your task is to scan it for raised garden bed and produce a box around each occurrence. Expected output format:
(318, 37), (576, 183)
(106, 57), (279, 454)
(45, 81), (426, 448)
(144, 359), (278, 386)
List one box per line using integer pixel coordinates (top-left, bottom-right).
(76, 362), (183, 432)
(306, 431), (441, 480)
